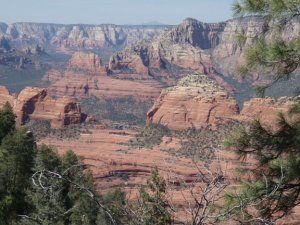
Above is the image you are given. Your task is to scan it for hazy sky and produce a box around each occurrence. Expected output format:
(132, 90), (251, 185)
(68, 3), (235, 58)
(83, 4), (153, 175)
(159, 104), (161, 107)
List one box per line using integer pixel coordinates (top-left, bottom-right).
(0, 0), (234, 25)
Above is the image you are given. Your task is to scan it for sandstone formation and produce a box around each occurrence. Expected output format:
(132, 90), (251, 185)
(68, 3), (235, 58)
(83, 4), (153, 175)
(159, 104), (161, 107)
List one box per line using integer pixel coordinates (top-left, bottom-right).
(42, 52), (163, 100)
(146, 74), (300, 131)
(0, 23), (168, 50)
(0, 86), (83, 128)
(239, 96), (300, 130)
(146, 74), (239, 130)
(0, 86), (14, 106)
(109, 16), (300, 83)
(109, 18), (217, 80)
(68, 52), (108, 74)
(44, 69), (163, 100)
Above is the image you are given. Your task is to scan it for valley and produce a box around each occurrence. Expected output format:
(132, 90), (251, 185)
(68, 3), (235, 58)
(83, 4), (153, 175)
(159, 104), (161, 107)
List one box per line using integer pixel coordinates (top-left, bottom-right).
(0, 8), (300, 224)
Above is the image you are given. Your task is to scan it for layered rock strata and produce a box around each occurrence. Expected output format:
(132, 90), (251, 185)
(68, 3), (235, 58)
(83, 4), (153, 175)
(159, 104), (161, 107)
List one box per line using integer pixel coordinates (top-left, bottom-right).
(0, 86), (83, 128)
(239, 96), (300, 130)
(68, 52), (108, 74)
(43, 52), (163, 100)
(109, 16), (300, 81)
(147, 74), (239, 130)
(0, 23), (168, 50)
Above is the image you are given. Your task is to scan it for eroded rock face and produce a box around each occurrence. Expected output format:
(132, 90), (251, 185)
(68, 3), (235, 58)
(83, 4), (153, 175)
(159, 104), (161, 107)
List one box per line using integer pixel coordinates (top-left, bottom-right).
(68, 52), (108, 74)
(109, 19), (216, 79)
(0, 86), (83, 128)
(42, 51), (163, 101)
(239, 96), (300, 130)
(109, 16), (300, 81)
(0, 86), (14, 106)
(147, 74), (300, 131)
(147, 74), (239, 130)
(0, 23), (168, 50)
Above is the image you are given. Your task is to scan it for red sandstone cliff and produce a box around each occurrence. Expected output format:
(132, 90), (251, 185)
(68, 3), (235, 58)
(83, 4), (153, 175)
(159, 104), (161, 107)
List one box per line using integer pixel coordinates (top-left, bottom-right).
(68, 52), (108, 74)
(147, 74), (239, 130)
(238, 96), (300, 130)
(0, 86), (83, 128)
(43, 52), (163, 101)
(147, 74), (299, 130)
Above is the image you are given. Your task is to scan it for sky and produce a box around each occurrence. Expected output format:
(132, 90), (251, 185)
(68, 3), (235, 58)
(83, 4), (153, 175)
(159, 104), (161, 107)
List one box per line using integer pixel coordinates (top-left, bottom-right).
(0, 0), (234, 25)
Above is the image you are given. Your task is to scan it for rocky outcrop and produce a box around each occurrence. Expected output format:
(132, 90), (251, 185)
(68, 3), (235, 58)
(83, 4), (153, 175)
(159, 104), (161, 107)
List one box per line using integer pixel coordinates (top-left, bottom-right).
(68, 52), (108, 74)
(147, 74), (300, 131)
(0, 86), (15, 106)
(44, 69), (163, 100)
(239, 97), (299, 129)
(109, 16), (300, 83)
(42, 50), (163, 100)
(0, 86), (83, 128)
(109, 19), (217, 79)
(0, 22), (168, 50)
(147, 74), (239, 130)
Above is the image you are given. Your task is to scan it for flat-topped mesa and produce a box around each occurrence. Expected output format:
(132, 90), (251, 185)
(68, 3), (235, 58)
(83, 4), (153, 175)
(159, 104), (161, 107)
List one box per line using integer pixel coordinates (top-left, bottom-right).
(68, 52), (108, 74)
(146, 74), (239, 130)
(0, 86), (84, 129)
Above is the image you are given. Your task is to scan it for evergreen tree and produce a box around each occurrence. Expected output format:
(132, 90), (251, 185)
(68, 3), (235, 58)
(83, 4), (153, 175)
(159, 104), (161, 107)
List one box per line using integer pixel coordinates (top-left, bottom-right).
(25, 147), (124, 225)
(222, 1), (300, 223)
(233, 0), (300, 95)
(0, 129), (36, 224)
(135, 167), (172, 225)
(0, 102), (16, 143)
(224, 111), (300, 223)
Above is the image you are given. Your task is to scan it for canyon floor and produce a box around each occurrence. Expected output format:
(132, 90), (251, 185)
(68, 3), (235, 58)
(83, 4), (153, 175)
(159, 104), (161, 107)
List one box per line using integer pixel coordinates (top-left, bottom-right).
(38, 125), (300, 224)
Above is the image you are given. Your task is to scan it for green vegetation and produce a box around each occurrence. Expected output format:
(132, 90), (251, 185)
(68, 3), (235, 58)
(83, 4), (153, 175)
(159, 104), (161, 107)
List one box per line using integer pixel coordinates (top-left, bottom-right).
(128, 124), (171, 149)
(222, 1), (300, 223)
(80, 97), (154, 126)
(0, 102), (176, 225)
(134, 167), (172, 225)
(0, 103), (128, 225)
(233, 0), (300, 96)
(25, 120), (94, 141)
(128, 122), (240, 163)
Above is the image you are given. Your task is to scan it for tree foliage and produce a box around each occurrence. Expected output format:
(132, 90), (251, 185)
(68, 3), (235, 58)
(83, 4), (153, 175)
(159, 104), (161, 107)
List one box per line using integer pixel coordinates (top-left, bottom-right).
(225, 109), (300, 223)
(129, 167), (172, 225)
(233, 0), (300, 95)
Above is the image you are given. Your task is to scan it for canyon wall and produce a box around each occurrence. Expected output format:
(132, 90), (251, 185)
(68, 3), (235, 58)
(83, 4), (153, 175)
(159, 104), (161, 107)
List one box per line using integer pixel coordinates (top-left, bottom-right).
(0, 22), (169, 50)
(109, 16), (300, 81)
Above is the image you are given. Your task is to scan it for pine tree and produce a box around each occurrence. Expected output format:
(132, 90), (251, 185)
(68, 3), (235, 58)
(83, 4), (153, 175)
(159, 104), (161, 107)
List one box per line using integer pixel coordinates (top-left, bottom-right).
(224, 1), (300, 223)
(233, 0), (300, 95)
(0, 102), (16, 143)
(136, 167), (172, 225)
(0, 129), (36, 224)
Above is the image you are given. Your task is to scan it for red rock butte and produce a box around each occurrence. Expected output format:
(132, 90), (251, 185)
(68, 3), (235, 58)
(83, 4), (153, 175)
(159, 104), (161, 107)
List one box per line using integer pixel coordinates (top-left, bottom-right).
(68, 52), (108, 74)
(0, 86), (83, 128)
(147, 74), (240, 130)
